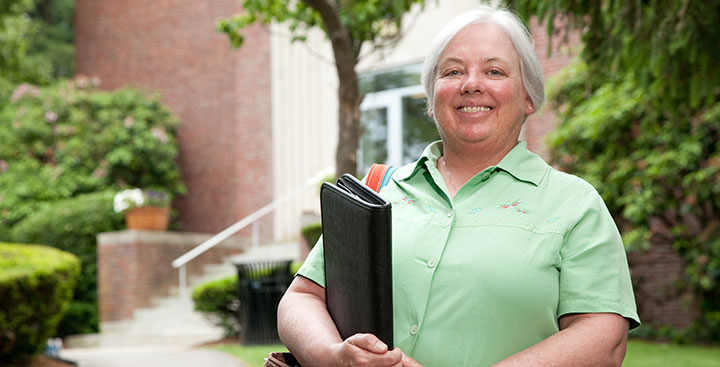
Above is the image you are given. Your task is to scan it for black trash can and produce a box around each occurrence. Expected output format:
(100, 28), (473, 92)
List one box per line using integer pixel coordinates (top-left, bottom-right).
(235, 260), (294, 345)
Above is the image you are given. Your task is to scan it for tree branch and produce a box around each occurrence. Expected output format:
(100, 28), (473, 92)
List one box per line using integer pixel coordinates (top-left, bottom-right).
(302, 0), (358, 83)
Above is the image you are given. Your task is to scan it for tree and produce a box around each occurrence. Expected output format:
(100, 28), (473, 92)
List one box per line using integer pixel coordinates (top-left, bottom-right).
(508, 1), (719, 110)
(25, 0), (75, 79)
(506, 0), (720, 339)
(0, 0), (51, 102)
(0, 0), (74, 105)
(218, 0), (428, 177)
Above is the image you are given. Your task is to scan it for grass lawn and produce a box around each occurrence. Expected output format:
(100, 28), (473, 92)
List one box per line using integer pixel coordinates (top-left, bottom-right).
(624, 339), (720, 367)
(209, 342), (287, 367)
(209, 339), (720, 367)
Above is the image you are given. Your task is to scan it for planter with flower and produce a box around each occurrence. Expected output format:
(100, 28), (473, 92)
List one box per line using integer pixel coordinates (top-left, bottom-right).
(114, 188), (172, 230)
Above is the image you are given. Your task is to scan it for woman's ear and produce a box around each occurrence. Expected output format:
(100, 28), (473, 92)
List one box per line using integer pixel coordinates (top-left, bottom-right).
(525, 100), (535, 115)
(428, 107), (434, 118)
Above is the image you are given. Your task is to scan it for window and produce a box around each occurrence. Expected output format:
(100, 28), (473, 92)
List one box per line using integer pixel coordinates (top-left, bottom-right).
(358, 64), (439, 174)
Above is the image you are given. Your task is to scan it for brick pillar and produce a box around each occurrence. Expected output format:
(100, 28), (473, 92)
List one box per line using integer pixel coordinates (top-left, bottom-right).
(97, 230), (248, 322)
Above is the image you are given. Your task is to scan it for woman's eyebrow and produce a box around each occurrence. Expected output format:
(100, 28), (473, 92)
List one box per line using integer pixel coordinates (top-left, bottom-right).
(438, 57), (464, 66)
(483, 56), (511, 65)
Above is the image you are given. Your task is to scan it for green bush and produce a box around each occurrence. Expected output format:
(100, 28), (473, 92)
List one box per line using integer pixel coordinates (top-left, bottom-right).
(547, 61), (720, 340)
(10, 190), (125, 335)
(301, 222), (322, 250)
(0, 243), (80, 362)
(0, 77), (185, 239)
(192, 275), (241, 337)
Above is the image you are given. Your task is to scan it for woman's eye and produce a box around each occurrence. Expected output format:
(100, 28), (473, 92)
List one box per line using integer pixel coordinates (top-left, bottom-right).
(487, 69), (504, 76)
(443, 70), (461, 77)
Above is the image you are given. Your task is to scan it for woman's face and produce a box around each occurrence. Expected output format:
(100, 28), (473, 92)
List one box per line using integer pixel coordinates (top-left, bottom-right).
(430, 23), (533, 152)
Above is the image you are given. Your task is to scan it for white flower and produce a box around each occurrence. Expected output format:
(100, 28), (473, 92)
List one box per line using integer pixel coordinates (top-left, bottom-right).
(113, 188), (145, 213)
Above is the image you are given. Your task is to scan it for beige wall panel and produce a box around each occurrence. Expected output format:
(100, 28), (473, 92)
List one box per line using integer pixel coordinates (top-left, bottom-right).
(271, 25), (337, 241)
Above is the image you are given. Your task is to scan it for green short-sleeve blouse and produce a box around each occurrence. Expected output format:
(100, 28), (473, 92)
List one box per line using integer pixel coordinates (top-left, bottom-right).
(298, 141), (640, 367)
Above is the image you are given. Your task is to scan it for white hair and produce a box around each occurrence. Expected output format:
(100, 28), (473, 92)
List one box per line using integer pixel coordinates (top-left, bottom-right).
(420, 5), (545, 112)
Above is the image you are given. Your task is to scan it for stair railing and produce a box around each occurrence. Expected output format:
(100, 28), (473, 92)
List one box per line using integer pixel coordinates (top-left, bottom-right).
(171, 167), (333, 299)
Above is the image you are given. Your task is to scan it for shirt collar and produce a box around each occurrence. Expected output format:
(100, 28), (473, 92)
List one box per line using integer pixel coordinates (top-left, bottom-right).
(495, 141), (548, 186)
(394, 140), (443, 182)
(394, 140), (548, 186)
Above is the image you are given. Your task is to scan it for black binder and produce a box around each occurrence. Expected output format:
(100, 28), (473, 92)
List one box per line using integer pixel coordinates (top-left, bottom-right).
(320, 174), (393, 349)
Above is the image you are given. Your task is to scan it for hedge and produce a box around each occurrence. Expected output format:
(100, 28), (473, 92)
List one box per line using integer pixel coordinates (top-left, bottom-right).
(192, 275), (241, 337)
(301, 221), (322, 250)
(10, 190), (124, 335)
(0, 243), (80, 362)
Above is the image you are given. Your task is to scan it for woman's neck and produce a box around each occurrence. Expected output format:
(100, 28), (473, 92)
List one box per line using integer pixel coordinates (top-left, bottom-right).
(440, 140), (519, 185)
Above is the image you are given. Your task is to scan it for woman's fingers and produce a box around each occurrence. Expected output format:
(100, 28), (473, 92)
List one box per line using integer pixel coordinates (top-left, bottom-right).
(346, 333), (388, 353)
(332, 333), (403, 366)
(402, 353), (424, 367)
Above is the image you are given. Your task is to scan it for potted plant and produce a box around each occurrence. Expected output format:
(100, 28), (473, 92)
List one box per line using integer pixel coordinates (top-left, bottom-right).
(113, 188), (171, 230)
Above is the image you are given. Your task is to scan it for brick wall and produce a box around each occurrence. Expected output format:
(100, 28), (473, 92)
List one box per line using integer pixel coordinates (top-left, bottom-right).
(522, 18), (581, 159)
(97, 230), (248, 322)
(74, 0), (273, 237)
(627, 235), (699, 329)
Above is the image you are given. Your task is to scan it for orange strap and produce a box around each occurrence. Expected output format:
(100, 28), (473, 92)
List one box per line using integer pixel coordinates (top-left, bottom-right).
(366, 164), (393, 193)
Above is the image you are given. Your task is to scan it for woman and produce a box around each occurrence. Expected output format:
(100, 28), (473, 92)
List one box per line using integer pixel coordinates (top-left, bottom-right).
(278, 5), (640, 367)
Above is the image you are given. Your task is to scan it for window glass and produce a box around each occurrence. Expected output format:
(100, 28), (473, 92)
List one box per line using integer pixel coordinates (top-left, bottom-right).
(402, 94), (438, 163)
(358, 64), (438, 173)
(359, 68), (421, 95)
(359, 107), (388, 173)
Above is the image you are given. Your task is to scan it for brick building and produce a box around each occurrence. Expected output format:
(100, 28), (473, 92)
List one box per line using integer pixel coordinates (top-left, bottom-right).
(75, 0), (274, 237)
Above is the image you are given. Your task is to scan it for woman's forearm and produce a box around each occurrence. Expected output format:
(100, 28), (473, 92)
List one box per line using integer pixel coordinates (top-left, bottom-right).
(491, 313), (629, 367)
(277, 276), (404, 367)
(277, 276), (343, 365)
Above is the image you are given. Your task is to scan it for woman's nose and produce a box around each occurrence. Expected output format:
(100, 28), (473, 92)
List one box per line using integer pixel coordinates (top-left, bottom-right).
(461, 72), (485, 94)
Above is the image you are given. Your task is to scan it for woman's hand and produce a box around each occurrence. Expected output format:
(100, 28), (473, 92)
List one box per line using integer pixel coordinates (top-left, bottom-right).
(402, 353), (424, 367)
(329, 333), (404, 367)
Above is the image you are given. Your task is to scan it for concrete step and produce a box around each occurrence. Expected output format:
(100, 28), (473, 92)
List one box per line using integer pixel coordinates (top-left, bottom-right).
(227, 241), (299, 263)
(64, 242), (299, 349)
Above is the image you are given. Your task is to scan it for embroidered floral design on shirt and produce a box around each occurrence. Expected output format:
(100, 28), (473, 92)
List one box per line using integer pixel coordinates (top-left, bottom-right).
(497, 200), (530, 214)
(468, 207), (482, 214)
(548, 216), (560, 223)
(425, 204), (436, 213)
(393, 195), (417, 206)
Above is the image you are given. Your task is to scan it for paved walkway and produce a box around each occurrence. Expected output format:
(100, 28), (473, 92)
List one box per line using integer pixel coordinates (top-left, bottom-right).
(60, 345), (250, 367)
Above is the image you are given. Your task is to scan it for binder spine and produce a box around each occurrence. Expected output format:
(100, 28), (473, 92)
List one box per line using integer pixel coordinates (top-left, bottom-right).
(370, 207), (393, 348)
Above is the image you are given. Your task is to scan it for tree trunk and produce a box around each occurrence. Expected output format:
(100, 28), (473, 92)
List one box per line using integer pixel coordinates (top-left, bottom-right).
(303, 0), (362, 178)
(335, 79), (362, 177)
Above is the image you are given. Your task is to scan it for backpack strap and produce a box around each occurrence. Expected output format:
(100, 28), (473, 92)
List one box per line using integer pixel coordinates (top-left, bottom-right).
(366, 164), (396, 193)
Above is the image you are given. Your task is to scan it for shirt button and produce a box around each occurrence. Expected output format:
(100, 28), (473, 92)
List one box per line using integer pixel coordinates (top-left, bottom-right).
(426, 258), (437, 268)
(409, 324), (419, 335)
(446, 210), (453, 218)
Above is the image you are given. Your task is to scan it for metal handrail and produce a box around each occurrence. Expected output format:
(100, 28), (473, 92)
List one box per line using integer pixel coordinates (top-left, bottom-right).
(171, 167), (333, 298)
